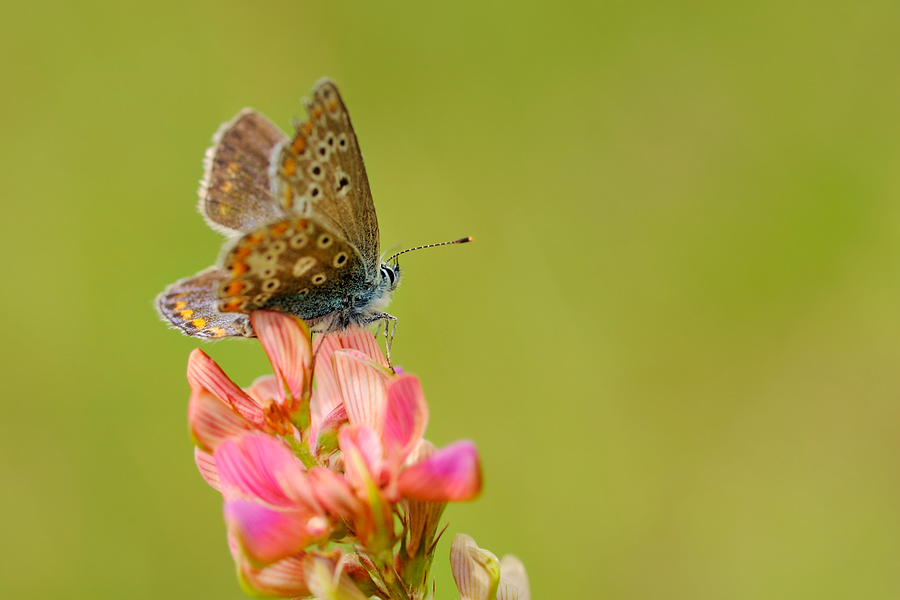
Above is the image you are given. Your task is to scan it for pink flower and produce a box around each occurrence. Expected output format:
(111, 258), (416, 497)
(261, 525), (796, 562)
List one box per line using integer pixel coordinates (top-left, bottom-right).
(184, 310), (484, 597)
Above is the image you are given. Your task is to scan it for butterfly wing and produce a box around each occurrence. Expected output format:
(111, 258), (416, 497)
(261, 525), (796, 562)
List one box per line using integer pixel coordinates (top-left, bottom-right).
(156, 266), (254, 338)
(216, 216), (369, 327)
(270, 79), (380, 272)
(199, 109), (290, 235)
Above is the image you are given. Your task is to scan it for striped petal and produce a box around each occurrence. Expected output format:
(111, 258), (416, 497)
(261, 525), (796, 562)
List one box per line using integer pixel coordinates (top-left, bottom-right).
(225, 499), (324, 565)
(251, 311), (312, 404)
(234, 544), (312, 599)
(189, 388), (257, 452)
(194, 447), (221, 492)
(450, 534), (500, 600)
(383, 375), (429, 469)
(214, 434), (311, 507)
(498, 555), (530, 600)
(186, 349), (265, 428)
(304, 554), (370, 600)
(333, 349), (390, 436)
(398, 440), (482, 502)
(338, 425), (384, 490)
(244, 374), (281, 406)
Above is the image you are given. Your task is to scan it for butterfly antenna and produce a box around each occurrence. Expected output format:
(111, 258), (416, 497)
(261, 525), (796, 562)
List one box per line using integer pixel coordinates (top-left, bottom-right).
(386, 236), (474, 263)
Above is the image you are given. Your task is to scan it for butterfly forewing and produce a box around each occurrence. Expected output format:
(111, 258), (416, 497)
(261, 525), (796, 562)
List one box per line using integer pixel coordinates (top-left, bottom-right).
(156, 267), (254, 338)
(200, 109), (289, 235)
(216, 217), (369, 324)
(270, 79), (380, 271)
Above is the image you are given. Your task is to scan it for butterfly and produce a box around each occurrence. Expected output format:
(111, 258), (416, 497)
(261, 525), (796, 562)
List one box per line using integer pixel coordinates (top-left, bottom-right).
(156, 79), (439, 354)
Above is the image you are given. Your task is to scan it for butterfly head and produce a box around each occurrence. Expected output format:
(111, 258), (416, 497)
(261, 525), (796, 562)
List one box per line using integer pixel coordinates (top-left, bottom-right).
(380, 262), (401, 291)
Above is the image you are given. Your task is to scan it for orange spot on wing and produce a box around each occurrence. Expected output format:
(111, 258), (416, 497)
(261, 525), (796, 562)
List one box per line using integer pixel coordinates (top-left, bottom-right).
(221, 299), (245, 312)
(292, 136), (306, 154)
(227, 162), (240, 175)
(220, 180), (233, 192)
(327, 99), (338, 112)
(271, 222), (290, 237)
(234, 246), (252, 260)
(179, 309), (194, 319)
(313, 105), (323, 118)
(231, 261), (248, 276)
(282, 157), (296, 177)
(192, 318), (207, 328)
(294, 218), (308, 230)
(283, 186), (294, 208)
(302, 120), (313, 135)
(245, 233), (264, 246)
(174, 301), (187, 311)
(225, 281), (244, 296)
(210, 327), (225, 338)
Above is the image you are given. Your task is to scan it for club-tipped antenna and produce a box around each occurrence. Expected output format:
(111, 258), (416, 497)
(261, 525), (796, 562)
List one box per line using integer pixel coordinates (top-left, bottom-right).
(386, 236), (474, 263)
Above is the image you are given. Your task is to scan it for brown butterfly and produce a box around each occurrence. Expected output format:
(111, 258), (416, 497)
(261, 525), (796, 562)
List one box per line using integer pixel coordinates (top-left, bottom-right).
(156, 79), (470, 354)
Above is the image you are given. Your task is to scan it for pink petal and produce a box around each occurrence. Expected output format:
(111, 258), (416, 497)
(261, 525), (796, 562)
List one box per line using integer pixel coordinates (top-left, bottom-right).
(251, 311), (312, 404)
(333, 349), (390, 435)
(194, 447), (221, 492)
(225, 499), (318, 565)
(235, 547), (312, 599)
(244, 375), (281, 406)
(189, 388), (257, 452)
(186, 349), (265, 429)
(383, 375), (429, 469)
(398, 440), (482, 502)
(338, 425), (385, 490)
(335, 326), (389, 367)
(214, 434), (311, 507)
(307, 467), (363, 520)
(312, 404), (348, 456)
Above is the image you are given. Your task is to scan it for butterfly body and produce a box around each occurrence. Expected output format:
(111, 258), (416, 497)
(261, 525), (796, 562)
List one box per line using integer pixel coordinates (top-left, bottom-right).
(156, 79), (401, 340)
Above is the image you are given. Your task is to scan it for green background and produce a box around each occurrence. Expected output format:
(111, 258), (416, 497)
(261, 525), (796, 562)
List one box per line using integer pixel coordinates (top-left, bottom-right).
(2, 1), (900, 598)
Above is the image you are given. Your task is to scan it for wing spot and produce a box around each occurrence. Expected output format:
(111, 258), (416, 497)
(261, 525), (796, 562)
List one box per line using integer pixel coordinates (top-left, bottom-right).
(224, 281), (244, 296)
(337, 134), (348, 150)
(179, 309), (194, 319)
(192, 318), (207, 329)
(298, 287), (310, 296)
(219, 298), (247, 312)
(261, 266), (278, 278)
(174, 301), (187, 311)
(336, 174), (350, 192)
(290, 233), (309, 249)
(271, 222), (291, 237)
(310, 164), (323, 179)
(333, 252), (348, 267)
(292, 136), (306, 154)
(293, 256), (317, 277)
(252, 293), (272, 305)
(312, 274), (327, 285)
(318, 234), (333, 248)
(210, 327), (226, 338)
(310, 185), (320, 198)
(281, 157), (297, 177)
(326, 133), (335, 147)
(261, 279), (280, 292)
(317, 143), (328, 158)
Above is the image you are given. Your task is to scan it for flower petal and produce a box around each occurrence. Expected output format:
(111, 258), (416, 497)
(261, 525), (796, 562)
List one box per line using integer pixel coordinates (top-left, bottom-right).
(251, 311), (312, 404)
(234, 547), (312, 599)
(498, 555), (530, 600)
(214, 434), (312, 507)
(383, 374), (429, 469)
(333, 349), (390, 435)
(398, 440), (482, 502)
(304, 554), (370, 600)
(189, 388), (257, 452)
(225, 499), (319, 565)
(186, 349), (265, 428)
(338, 425), (385, 490)
(194, 447), (221, 492)
(244, 374), (281, 406)
(308, 467), (364, 520)
(450, 534), (500, 600)
(313, 404), (349, 456)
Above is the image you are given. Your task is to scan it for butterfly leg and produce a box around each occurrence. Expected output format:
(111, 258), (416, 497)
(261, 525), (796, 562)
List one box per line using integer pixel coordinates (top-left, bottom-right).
(363, 312), (398, 371)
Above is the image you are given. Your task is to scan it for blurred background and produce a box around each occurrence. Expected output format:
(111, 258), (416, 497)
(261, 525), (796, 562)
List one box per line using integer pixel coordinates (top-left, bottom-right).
(2, 1), (900, 598)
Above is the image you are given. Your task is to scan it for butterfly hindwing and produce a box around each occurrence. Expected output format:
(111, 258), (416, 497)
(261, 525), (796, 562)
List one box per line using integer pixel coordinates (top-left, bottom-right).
(216, 216), (369, 325)
(156, 266), (254, 338)
(270, 79), (380, 271)
(199, 109), (290, 235)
